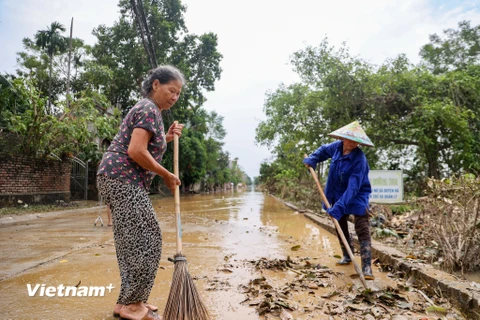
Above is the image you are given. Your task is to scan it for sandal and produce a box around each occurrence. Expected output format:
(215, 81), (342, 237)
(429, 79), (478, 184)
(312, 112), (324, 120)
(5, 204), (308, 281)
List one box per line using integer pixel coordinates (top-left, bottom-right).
(144, 303), (158, 312)
(120, 309), (162, 320)
(114, 303), (158, 318)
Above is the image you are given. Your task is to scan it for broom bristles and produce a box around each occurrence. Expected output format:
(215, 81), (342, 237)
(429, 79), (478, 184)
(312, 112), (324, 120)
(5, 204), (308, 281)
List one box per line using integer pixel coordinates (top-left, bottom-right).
(163, 254), (210, 320)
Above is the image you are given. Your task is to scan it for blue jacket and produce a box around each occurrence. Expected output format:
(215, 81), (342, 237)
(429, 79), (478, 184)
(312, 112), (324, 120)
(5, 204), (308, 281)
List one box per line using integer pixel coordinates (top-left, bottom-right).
(303, 140), (371, 218)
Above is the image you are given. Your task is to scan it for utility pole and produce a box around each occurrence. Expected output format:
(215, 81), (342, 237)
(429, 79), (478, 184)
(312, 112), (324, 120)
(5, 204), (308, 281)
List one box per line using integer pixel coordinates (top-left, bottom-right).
(130, 0), (157, 68)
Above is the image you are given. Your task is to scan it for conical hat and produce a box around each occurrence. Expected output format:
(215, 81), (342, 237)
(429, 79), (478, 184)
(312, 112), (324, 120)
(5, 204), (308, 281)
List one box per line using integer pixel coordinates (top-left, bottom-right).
(328, 121), (374, 147)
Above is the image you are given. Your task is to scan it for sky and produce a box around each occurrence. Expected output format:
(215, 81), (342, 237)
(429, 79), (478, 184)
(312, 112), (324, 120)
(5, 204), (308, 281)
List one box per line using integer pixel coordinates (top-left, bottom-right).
(1, 0), (480, 178)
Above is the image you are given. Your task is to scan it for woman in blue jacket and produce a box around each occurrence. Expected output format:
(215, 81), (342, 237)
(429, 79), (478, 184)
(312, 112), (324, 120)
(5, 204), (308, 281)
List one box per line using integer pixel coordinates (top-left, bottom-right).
(303, 121), (375, 280)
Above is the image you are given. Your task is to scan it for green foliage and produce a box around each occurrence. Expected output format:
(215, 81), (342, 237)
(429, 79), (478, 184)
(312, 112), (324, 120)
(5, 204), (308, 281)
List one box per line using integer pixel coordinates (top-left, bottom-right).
(256, 83), (324, 152)
(390, 205), (412, 215)
(33, 21), (69, 111)
(16, 39), (63, 106)
(34, 22), (67, 57)
(420, 20), (480, 75)
(291, 38), (373, 129)
(17, 31), (90, 108)
(229, 158), (244, 186)
(0, 76), (120, 162)
(88, 0), (235, 189)
(369, 58), (476, 182)
(0, 75), (31, 129)
(91, 0), (222, 115)
(179, 132), (207, 187)
(256, 26), (480, 197)
(1, 78), (50, 155)
(3, 3), (251, 191)
(373, 228), (400, 239)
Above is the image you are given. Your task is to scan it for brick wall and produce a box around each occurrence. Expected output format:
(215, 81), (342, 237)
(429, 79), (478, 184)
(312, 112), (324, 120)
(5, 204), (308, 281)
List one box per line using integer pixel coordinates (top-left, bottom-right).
(0, 154), (71, 207)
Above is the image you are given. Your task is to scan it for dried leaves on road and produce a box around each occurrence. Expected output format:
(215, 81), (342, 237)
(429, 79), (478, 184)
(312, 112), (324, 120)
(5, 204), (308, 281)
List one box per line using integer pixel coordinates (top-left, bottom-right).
(230, 257), (463, 319)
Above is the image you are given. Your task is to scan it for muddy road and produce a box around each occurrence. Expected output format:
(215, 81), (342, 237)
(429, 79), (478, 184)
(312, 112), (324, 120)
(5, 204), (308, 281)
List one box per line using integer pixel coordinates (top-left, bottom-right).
(0, 190), (462, 319)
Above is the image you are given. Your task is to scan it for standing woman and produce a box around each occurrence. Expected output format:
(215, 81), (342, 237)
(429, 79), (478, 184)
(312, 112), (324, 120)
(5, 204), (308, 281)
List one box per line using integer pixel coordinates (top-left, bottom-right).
(97, 65), (185, 320)
(303, 121), (375, 280)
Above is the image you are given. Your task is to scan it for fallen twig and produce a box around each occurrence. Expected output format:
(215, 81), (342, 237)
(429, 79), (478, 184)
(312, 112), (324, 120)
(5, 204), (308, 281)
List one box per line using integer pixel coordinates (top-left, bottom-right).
(416, 289), (434, 306)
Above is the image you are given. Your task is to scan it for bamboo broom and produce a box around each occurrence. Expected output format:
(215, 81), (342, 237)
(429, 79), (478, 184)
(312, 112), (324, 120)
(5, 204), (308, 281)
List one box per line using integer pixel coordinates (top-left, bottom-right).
(304, 154), (368, 289)
(163, 126), (210, 320)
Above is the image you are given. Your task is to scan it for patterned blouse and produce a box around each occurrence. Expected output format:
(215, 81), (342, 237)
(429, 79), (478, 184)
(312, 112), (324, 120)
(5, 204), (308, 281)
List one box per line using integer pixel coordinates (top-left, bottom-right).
(97, 98), (167, 190)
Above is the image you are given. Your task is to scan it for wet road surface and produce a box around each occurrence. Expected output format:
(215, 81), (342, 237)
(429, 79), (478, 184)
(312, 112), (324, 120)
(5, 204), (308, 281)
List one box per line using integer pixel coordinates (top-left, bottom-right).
(0, 190), (428, 319)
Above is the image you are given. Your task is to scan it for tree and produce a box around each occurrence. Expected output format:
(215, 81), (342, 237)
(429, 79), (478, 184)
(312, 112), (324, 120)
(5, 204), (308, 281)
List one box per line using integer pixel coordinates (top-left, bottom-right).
(16, 38), (63, 109)
(34, 22), (68, 112)
(256, 83), (326, 153)
(5, 0), (252, 193)
(257, 36), (479, 196)
(91, 0), (222, 115)
(0, 75), (121, 160)
(66, 17), (74, 108)
(203, 111), (228, 191)
(91, 20), (145, 110)
(368, 57), (476, 180)
(290, 38), (373, 132)
(0, 74), (32, 131)
(91, 0), (224, 189)
(17, 35), (90, 108)
(420, 20), (480, 75)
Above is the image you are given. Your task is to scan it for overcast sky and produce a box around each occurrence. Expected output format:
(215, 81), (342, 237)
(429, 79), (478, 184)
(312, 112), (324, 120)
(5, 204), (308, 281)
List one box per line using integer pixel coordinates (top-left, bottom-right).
(1, 0), (480, 178)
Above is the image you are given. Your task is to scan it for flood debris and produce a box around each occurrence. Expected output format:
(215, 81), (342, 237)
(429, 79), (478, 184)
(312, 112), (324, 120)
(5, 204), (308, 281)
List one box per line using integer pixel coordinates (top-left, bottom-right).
(206, 278), (232, 291)
(234, 257), (466, 319)
(259, 225), (279, 237)
(369, 176), (480, 276)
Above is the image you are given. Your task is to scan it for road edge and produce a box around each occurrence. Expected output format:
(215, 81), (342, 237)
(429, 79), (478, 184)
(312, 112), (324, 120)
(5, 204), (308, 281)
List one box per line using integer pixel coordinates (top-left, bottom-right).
(272, 194), (480, 320)
(0, 205), (106, 226)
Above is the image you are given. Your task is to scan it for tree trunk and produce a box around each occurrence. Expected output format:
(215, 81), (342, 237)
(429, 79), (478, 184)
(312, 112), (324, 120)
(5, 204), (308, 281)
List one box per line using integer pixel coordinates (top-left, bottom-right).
(426, 148), (440, 179)
(66, 17), (73, 108)
(48, 55), (53, 114)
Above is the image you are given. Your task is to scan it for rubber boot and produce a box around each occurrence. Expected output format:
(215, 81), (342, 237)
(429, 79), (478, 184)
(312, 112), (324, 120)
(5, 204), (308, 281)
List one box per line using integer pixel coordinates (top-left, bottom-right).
(360, 240), (375, 280)
(336, 252), (352, 265)
(336, 239), (354, 266)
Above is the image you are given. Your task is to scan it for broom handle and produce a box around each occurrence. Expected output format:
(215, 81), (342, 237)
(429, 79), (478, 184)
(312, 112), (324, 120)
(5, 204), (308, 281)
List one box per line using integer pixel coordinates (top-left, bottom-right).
(174, 123), (182, 254)
(304, 154), (368, 288)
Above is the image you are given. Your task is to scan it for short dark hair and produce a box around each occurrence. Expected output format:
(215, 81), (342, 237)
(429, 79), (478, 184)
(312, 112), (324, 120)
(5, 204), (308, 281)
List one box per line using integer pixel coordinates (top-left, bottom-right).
(142, 65), (185, 97)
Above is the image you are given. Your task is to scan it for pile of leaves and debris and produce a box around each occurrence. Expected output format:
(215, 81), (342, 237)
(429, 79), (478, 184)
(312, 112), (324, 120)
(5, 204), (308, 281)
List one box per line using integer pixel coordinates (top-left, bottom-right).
(238, 257), (465, 319)
(368, 176), (480, 276)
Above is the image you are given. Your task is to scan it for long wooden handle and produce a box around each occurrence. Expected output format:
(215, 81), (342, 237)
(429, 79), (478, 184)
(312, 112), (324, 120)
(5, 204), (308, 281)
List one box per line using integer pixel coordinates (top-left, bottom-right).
(304, 154), (368, 288)
(174, 123), (182, 254)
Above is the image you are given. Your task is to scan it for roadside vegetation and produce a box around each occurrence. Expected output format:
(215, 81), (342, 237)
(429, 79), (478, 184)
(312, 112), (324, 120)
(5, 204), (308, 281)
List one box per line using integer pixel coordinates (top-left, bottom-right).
(0, 0), (250, 194)
(255, 21), (480, 276)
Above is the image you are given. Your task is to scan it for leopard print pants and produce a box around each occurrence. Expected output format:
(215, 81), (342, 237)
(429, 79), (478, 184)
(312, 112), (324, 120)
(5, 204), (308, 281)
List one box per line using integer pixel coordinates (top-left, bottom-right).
(97, 175), (162, 305)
